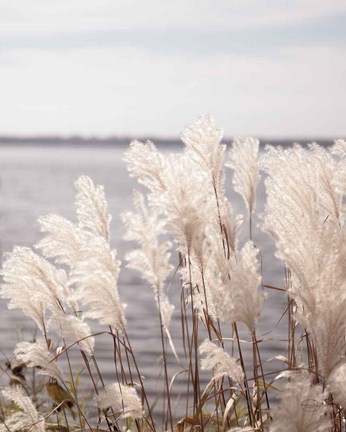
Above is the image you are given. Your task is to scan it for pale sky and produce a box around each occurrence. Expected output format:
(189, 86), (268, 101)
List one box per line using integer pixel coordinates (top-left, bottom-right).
(1, 0), (345, 138)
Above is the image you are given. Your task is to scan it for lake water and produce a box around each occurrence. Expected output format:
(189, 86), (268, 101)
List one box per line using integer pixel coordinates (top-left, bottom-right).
(0, 143), (288, 419)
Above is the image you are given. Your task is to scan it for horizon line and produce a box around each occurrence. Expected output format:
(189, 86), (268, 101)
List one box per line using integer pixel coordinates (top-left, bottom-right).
(0, 134), (339, 144)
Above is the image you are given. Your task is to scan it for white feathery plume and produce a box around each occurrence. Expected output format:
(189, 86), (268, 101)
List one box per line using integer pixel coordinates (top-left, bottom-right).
(327, 362), (346, 410)
(96, 383), (144, 419)
(71, 176), (126, 331)
(204, 239), (263, 332)
(178, 240), (214, 318)
(122, 190), (167, 245)
(123, 191), (174, 330)
(123, 139), (168, 196)
(2, 292), (45, 335)
(35, 214), (87, 313)
(1, 247), (67, 332)
(122, 191), (172, 294)
(294, 244), (346, 380)
(36, 175), (126, 332)
(199, 339), (244, 384)
(160, 154), (212, 256)
(178, 119), (250, 334)
(124, 245), (172, 294)
(270, 372), (331, 432)
(124, 120), (224, 254)
(179, 224), (261, 327)
(174, 179), (243, 322)
(181, 115), (225, 193)
(262, 143), (346, 380)
(160, 293), (175, 330)
(70, 251), (126, 332)
(0, 412), (41, 432)
(124, 140), (219, 324)
(2, 386), (45, 432)
(125, 130), (236, 336)
(309, 143), (343, 222)
(124, 124), (257, 335)
(49, 310), (95, 355)
(330, 139), (346, 216)
(1, 246), (95, 354)
(261, 144), (341, 242)
(331, 138), (346, 158)
(226, 136), (260, 217)
(217, 197), (243, 257)
(36, 214), (87, 266)
(221, 241), (264, 333)
(123, 122), (233, 265)
(75, 175), (111, 241)
(181, 117), (241, 256)
(14, 339), (64, 382)
(179, 226), (230, 321)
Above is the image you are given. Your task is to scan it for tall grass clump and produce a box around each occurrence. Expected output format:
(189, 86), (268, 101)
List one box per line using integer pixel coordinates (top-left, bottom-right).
(0, 117), (345, 432)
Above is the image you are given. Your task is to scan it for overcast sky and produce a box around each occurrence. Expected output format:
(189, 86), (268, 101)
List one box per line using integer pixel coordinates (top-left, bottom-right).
(1, 0), (345, 138)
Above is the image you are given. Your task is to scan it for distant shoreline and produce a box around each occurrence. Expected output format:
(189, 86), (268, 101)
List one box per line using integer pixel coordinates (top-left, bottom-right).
(0, 136), (335, 147)
(0, 136), (178, 147)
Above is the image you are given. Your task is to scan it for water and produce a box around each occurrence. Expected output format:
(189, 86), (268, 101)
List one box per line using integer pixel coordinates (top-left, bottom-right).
(0, 143), (288, 419)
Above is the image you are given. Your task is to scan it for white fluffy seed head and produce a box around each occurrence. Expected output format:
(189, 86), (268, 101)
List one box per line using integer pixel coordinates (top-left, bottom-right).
(327, 362), (346, 410)
(2, 386), (45, 432)
(199, 339), (244, 384)
(70, 254), (126, 332)
(96, 383), (144, 419)
(36, 214), (88, 266)
(122, 191), (172, 295)
(215, 241), (264, 332)
(270, 372), (331, 432)
(227, 136), (260, 215)
(123, 140), (168, 196)
(181, 115), (225, 192)
(262, 143), (346, 380)
(1, 247), (67, 333)
(49, 310), (95, 355)
(14, 339), (64, 382)
(75, 175), (111, 241)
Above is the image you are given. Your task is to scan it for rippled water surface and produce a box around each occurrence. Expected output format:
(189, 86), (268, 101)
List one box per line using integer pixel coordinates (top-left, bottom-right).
(0, 143), (288, 418)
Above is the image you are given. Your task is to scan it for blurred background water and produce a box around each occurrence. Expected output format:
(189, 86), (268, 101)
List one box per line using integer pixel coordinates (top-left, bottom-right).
(0, 141), (290, 418)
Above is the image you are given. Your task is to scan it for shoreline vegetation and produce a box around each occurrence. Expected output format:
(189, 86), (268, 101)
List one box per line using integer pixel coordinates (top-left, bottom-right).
(0, 136), (334, 148)
(0, 116), (345, 431)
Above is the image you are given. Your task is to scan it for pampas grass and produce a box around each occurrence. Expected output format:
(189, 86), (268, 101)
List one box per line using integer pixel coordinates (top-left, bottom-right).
(0, 118), (345, 432)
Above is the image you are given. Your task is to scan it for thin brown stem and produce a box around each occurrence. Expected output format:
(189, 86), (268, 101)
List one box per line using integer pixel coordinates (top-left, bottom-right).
(157, 291), (174, 432)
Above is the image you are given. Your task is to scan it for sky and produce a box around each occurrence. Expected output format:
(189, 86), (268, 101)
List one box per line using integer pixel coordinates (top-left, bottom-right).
(0, 0), (345, 138)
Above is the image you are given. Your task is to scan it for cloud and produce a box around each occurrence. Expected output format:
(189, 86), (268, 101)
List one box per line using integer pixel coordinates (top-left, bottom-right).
(1, 0), (346, 36)
(0, 45), (345, 137)
(0, 0), (345, 136)
(1, 13), (345, 56)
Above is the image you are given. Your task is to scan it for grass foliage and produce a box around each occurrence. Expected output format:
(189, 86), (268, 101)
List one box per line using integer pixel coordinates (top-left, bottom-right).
(0, 117), (345, 432)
